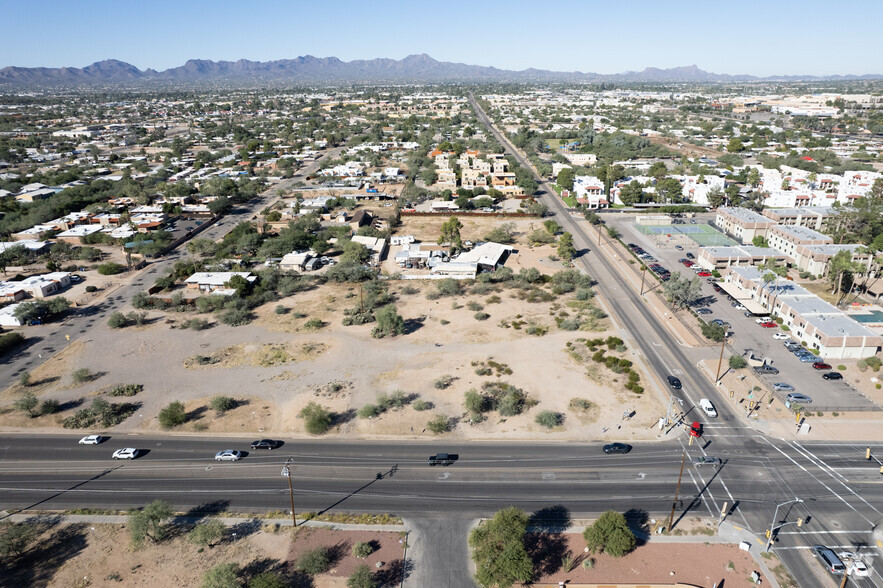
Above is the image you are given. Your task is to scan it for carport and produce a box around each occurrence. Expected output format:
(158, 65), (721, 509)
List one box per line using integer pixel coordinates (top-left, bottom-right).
(717, 281), (769, 315)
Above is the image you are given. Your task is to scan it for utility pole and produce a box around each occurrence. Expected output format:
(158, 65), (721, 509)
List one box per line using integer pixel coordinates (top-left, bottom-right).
(715, 334), (727, 381)
(668, 450), (686, 532)
(281, 457), (296, 528)
(640, 265), (647, 295)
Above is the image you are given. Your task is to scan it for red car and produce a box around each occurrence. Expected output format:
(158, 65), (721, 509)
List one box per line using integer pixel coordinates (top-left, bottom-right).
(681, 260), (693, 267)
(812, 362), (832, 370)
(760, 322), (777, 328)
(697, 271), (711, 277)
(689, 421), (702, 438)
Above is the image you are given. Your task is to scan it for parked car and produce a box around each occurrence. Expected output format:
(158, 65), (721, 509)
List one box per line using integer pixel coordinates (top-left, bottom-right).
(215, 449), (242, 462)
(812, 362), (832, 370)
(773, 383), (794, 392)
(786, 393), (812, 404)
(754, 365), (780, 375)
(799, 354), (819, 363)
(699, 398), (717, 418)
(112, 448), (139, 460)
(698, 271), (712, 277)
(603, 443), (632, 455)
(759, 322), (778, 328)
(696, 308), (712, 315)
(773, 333), (790, 340)
(731, 303), (745, 310)
(250, 439), (280, 450)
(427, 453), (456, 466)
(686, 252), (695, 259)
(692, 456), (722, 468)
(822, 372), (843, 380)
(667, 375), (682, 390)
(79, 435), (104, 445)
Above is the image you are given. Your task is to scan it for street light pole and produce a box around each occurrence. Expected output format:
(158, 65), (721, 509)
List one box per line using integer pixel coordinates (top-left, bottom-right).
(766, 497), (803, 551)
(715, 333), (727, 381)
(281, 457), (296, 528)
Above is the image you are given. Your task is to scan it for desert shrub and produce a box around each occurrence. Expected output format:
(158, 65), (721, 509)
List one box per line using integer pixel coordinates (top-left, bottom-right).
(274, 305), (288, 315)
(857, 359), (868, 372)
(97, 262), (125, 275)
(218, 308), (253, 326)
(474, 312), (490, 321)
(352, 541), (375, 558)
(435, 278), (462, 297)
(559, 317), (582, 331)
(72, 368), (94, 383)
(412, 399), (432, 411)
(181, 318), (210, 331)
(475, 366), (493, 376)
(347, 564), (377, 588)
(297, 546), (331, 575)
(535, 410), (563, 429)
(569, 398), (594, 412)
(358, 404), (382, 419)
(85, 285), (98, 292)
(583, 510), (636, 557)
(299, 402), (332, 435)
(379, 390), (409, 409)
(837, 364), (846, 371)
(210, 396), (236, 413)
(108, 384), (142, 397)
(467, 301), (484, 311)
(434, 375), (454, 389)
(465, 390), (491, 414)
(427, 414), (451, 434)
(399, 285), (420, 295)
(866, 356), (881, 371)
(62, 400), (137, 428)
(39, 399), (61, 415)
(728, 355), (748, 369)
(107, 312), (129, 329)
(304, 318), (326, 330)
(158, 401), (187, 429)
(497, 388), (527, 416)
(188, 519), (225, 548)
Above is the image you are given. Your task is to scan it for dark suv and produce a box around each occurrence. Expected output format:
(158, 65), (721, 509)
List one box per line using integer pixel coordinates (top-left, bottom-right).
(428, 453), (456, 466)
(667, 376), (682, 390)
(250, 439), (280, 450)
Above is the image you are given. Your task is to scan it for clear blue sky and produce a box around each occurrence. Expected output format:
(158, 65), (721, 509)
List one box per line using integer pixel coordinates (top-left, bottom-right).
(5, 0), (881, 76)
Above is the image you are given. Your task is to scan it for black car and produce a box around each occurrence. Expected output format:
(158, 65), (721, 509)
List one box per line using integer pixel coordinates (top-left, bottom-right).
(603, 443), (632, 455)
(250, 439), (281, 450)
(667, 375), (682, 389)
(686, 252), (695, 259)
(822, 372), (843, 381)
(428, 453), (456, 466)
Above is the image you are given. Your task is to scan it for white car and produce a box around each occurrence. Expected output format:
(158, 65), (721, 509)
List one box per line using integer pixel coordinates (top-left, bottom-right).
(215, 449), (242, 462)
(699, 398), (718, 418)
(79, 435), (104, 445)
(112, 448), (139, 460)
(850, 560), (870, 577)
(773, 333), (790, 340)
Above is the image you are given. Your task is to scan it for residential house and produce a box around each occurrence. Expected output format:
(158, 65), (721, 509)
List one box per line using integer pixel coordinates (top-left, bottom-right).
(184, 272), (256, 294)
(350, 235), (387, 263)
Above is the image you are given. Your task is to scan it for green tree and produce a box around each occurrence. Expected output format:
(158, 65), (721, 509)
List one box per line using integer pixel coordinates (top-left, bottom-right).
(583, 510), (636, 557)
(656, 177), (683, 203)
(706, 186), (725, 208)
(484, 222), (516, 244)
(13, 391), (39, 417)
(0, 522), (35, 557)
(747, 167), (760, 187)
(438, 216), (463, 249)
(347, 564), (377, 588)
(341, 240), (371, 264)
(299, 402), (332, 435)
(557, 167), (574, 191)
(188, 519), (225, 548)
(557, 232), (576, 261)
(662, 272), (703, 309)
(469, 506), (533, 588)
(373, 304), (404, 338)
(158, 401), (187, 429)
(701, 321), (726, 342)
(618, 180), (645, 205)
(129, 499), (174, 548)
(606, 226), (620, 239)
(543, 219), (561, 235)
(727, 137), (744, 152)
(248, 572), (287, 588)
(752, 235), (769, 248)
(201, 563), (240, 588)
(208, 196), (232, 216)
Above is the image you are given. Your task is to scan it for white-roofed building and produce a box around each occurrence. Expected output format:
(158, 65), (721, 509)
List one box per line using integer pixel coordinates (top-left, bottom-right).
(184, 272), (256, 293)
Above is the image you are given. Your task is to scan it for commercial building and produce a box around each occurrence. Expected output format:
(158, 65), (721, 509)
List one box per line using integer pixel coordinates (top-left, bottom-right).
(714, 208), (777, 244)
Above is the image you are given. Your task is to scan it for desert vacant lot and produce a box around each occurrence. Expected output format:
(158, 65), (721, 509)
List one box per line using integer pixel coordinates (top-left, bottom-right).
(0, 216), (664, 442)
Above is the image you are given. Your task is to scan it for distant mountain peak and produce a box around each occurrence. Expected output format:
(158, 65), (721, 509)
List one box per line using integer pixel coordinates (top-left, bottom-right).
(0, 55), (879, 86)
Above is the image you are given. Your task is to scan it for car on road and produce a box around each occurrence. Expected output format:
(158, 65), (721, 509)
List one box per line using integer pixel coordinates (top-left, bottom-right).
(812, 545), (846, 575)
(848, 560), (870, 577)
(696, 308), (712, 315)
(753, 365), (779, 375)
(250, 439), (280, 450)
(428, 453), (455, 466)
(603, 443), (632, 455)
(773, 383), (794, 392)
(692, 456), (722, 468)
(699, 398), (717, 418)
(812, 362), (832, 370)
(773, 333), (790, 340)
(667, 375), (682, 389)
(79, 435), (105, 445)
(786, 393), (812, 404)
(215, 450), (242, 462)
(822, 372), (843, 380)
(112, 448), (139, 460)
(689, 421), (702, 438)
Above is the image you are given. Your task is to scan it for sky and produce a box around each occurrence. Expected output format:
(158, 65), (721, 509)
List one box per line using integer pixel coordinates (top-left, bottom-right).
(4, 0), (882, 76)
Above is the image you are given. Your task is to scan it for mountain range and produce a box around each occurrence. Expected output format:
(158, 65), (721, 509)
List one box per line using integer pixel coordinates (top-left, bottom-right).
(1, 54), (880, 86)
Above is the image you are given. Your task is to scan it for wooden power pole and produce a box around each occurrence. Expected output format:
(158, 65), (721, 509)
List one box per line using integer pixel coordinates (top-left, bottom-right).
(668, 450), (687, 532)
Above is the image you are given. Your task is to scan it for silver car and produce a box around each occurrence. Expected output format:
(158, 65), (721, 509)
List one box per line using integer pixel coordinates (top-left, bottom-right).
(215, 449), (242, 462)
(786, 393), (812, 404)
(692, 456), (723, 468)
(773, 383), (794, 392)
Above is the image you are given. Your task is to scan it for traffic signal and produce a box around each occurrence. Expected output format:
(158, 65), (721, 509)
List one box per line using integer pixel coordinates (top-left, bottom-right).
(867, 447), (872, 460)
(766, 529), (771, 538)
(797, 518), (804, 527)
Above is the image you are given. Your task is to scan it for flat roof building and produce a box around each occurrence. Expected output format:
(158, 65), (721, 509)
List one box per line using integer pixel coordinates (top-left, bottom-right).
(715, 207), (776, 244)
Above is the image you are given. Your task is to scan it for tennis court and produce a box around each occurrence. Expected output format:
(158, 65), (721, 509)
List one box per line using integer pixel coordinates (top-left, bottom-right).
(634, 223), (739, 247)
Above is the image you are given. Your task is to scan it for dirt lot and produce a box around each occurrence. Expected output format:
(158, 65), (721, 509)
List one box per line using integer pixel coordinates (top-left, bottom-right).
(0, 518), (405, 588)
(0, 216), (665, 441)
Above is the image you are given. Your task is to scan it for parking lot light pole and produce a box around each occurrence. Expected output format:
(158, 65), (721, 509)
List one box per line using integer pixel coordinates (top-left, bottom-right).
(281, 457), (296, 528)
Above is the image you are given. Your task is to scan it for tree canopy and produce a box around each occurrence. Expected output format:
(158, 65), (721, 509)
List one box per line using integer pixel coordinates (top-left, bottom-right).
(469, 506), (533, 588)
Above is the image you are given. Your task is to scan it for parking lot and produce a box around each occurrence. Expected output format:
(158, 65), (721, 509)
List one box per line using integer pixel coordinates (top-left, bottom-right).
(611, 215), (881, 412)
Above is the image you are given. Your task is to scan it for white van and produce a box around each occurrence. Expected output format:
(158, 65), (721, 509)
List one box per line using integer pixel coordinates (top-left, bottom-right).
(699, 399), (717, 418)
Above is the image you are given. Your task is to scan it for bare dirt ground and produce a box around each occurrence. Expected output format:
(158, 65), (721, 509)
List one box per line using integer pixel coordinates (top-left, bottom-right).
(0, 519), (405, 588)
(0, 217), (665, 442)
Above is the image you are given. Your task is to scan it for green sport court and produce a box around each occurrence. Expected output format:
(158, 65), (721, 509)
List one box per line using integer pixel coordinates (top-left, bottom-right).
(634, 224), (739, 247)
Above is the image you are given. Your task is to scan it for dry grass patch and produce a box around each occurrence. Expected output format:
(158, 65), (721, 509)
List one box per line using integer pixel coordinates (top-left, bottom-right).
(183, 342), (327, 369)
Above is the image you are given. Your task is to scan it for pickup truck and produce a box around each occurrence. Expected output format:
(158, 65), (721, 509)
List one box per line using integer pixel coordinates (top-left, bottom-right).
(753, 364), (780, 375)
